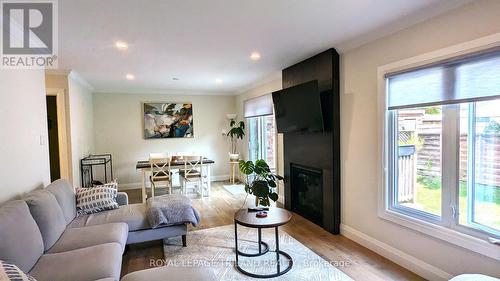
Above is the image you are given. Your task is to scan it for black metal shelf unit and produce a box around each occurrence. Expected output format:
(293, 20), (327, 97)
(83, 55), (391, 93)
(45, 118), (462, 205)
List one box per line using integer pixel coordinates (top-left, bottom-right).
(80, 154), (113, 187)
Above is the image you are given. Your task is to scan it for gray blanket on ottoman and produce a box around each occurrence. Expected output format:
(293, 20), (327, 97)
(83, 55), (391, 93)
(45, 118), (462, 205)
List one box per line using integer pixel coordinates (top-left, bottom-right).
(146, 195), (200, 229)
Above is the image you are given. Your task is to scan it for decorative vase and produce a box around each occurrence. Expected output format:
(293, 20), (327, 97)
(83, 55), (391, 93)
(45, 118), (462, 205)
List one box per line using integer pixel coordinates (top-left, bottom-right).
(229, 153), (239, 161)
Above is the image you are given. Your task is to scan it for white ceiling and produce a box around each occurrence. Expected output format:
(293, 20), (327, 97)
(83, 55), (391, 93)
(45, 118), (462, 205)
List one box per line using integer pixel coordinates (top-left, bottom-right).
(58, 0), (473, 94)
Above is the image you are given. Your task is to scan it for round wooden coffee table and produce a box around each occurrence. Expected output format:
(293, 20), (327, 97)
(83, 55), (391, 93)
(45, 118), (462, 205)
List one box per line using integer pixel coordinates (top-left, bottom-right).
(234, 207), (293, 278)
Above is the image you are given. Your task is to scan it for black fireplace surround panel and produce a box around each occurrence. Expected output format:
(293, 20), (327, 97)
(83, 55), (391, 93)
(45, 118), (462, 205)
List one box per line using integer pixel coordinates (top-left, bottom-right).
(281, 48), (341, 234)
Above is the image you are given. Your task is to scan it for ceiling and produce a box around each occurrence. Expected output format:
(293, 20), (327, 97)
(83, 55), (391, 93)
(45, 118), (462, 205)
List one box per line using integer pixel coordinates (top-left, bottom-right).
(58, 0), (473, 94)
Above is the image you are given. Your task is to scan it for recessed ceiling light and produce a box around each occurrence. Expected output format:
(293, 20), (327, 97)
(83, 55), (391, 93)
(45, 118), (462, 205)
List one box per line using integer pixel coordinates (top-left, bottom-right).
(215, 78), (223, 84)
(250, 52), (261, 61)
(115, 41), (128, 50)
(126, 74), (135, 80)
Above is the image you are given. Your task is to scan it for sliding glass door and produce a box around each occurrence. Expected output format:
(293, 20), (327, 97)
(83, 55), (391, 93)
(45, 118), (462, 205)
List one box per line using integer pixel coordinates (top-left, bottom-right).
(248, 115), (276, 170)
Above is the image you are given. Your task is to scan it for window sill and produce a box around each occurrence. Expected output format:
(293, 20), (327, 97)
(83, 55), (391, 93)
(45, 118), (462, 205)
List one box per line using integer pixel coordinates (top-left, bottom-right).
(378, 209), (500, 261)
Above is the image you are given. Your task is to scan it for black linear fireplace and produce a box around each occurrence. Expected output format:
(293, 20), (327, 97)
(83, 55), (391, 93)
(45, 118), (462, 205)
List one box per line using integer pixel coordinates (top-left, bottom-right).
(279, 48), (341, 234)
(290, 164), (323, 226)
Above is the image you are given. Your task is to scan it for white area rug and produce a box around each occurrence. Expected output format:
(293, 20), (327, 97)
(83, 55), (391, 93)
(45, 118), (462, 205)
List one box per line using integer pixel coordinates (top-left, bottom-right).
(222, 184), (246, 195)
(163, 225), (353, 281)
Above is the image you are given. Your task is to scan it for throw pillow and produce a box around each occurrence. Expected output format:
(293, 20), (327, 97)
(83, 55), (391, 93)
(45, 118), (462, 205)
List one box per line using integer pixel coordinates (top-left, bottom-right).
(76, 182), (119, 215)
(0, 260), (37, 281)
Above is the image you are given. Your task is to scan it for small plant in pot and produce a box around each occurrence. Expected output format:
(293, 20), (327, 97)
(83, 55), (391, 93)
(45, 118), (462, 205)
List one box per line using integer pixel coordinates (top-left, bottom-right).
(239, 159), (284, 207)
(227, 120), (245, 161)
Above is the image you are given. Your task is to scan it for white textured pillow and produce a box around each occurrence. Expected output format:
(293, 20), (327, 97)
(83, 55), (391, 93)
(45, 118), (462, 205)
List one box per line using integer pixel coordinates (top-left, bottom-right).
(0, 260), (37, 281)
(76, 182), (119, 215)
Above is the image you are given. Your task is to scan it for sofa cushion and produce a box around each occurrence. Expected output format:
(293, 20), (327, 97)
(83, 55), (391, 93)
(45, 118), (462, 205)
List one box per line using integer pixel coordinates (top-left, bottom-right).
(29, 243), (122, 281)
(46, 179), (76, 224)
(47, 223), (128, 253)
(121, 266), (218, 281)
(0, 200), (44, 273)
(68, 203), (150, 231)
(0, 260), (37, 281)
(24, 190), (67, 251)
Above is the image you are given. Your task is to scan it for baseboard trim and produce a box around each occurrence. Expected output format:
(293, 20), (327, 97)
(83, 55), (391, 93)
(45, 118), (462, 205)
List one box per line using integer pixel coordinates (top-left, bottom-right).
(117, 183), (142, 190)
(117, 175), (230, 191)
(211, 175), (230, 182)
(340, 224), (453, 281)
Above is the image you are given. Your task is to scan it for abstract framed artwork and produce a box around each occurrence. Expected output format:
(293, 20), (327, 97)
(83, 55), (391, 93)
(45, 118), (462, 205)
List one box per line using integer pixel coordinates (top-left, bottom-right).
(143, 102), (194, 139)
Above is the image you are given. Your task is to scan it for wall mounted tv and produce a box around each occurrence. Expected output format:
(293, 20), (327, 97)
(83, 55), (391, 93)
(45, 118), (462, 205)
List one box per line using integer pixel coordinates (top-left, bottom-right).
(272, 80), (324, 133)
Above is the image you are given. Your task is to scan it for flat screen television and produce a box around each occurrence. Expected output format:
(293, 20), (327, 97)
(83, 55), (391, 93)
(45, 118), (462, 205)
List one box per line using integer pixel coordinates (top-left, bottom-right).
(272, 80), (324, 133)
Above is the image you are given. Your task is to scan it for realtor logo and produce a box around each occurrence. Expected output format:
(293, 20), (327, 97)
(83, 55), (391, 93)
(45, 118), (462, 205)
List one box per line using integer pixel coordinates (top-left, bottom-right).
(1, 0), (58, 68)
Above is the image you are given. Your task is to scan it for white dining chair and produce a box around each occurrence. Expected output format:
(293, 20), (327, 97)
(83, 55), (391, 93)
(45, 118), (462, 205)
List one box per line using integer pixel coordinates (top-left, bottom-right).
(149, 153), (172, 197)
(178, 155), (207, 197)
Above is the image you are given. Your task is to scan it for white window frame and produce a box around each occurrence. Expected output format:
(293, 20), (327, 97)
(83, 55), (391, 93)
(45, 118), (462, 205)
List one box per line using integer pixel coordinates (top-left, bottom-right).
(377, 33), (500, 261)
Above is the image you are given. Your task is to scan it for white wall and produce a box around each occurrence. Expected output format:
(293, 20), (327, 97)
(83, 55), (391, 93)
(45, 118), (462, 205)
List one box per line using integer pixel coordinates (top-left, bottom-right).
(0, 70), (50, 203)
(341, 0), (500, 279)
(93, 91), (235, 188)
(68, 73), (95, 186)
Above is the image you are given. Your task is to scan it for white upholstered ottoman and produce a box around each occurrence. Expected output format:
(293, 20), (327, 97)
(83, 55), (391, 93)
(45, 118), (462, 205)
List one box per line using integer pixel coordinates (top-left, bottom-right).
(449, 274), (499, 281)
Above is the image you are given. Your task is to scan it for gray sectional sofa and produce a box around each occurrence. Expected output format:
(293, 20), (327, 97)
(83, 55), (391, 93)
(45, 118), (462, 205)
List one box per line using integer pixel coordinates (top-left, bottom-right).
(0, 179), (193, 281)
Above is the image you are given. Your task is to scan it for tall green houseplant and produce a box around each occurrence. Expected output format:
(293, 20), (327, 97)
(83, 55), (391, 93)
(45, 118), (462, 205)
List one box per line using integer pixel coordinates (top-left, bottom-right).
(239, 159), (283, 206)
(227, 120), (245, 159)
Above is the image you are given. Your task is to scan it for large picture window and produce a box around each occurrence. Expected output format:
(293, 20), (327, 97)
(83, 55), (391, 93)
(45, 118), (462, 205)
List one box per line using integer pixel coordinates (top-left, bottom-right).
(459, 100), (500, 233)
(386, 50), (500, 240)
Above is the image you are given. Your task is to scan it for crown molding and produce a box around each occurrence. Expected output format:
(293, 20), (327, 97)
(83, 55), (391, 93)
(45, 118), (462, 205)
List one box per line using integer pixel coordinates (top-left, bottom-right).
(68, 70), (95, 92)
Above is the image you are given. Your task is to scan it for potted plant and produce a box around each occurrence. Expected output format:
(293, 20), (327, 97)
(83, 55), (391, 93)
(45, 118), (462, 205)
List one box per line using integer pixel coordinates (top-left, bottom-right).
(227, 120), (245, 161)
(239, 159), (283, 207)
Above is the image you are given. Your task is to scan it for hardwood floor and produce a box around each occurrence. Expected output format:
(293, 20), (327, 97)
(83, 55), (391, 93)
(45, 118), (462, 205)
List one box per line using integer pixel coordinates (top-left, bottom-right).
(121, 182), (425, 281)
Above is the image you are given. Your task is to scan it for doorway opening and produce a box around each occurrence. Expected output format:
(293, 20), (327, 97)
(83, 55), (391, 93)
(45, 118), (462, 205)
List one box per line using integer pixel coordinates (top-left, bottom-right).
(45, 88), (71, 183)
(46, 96), (61, 181)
